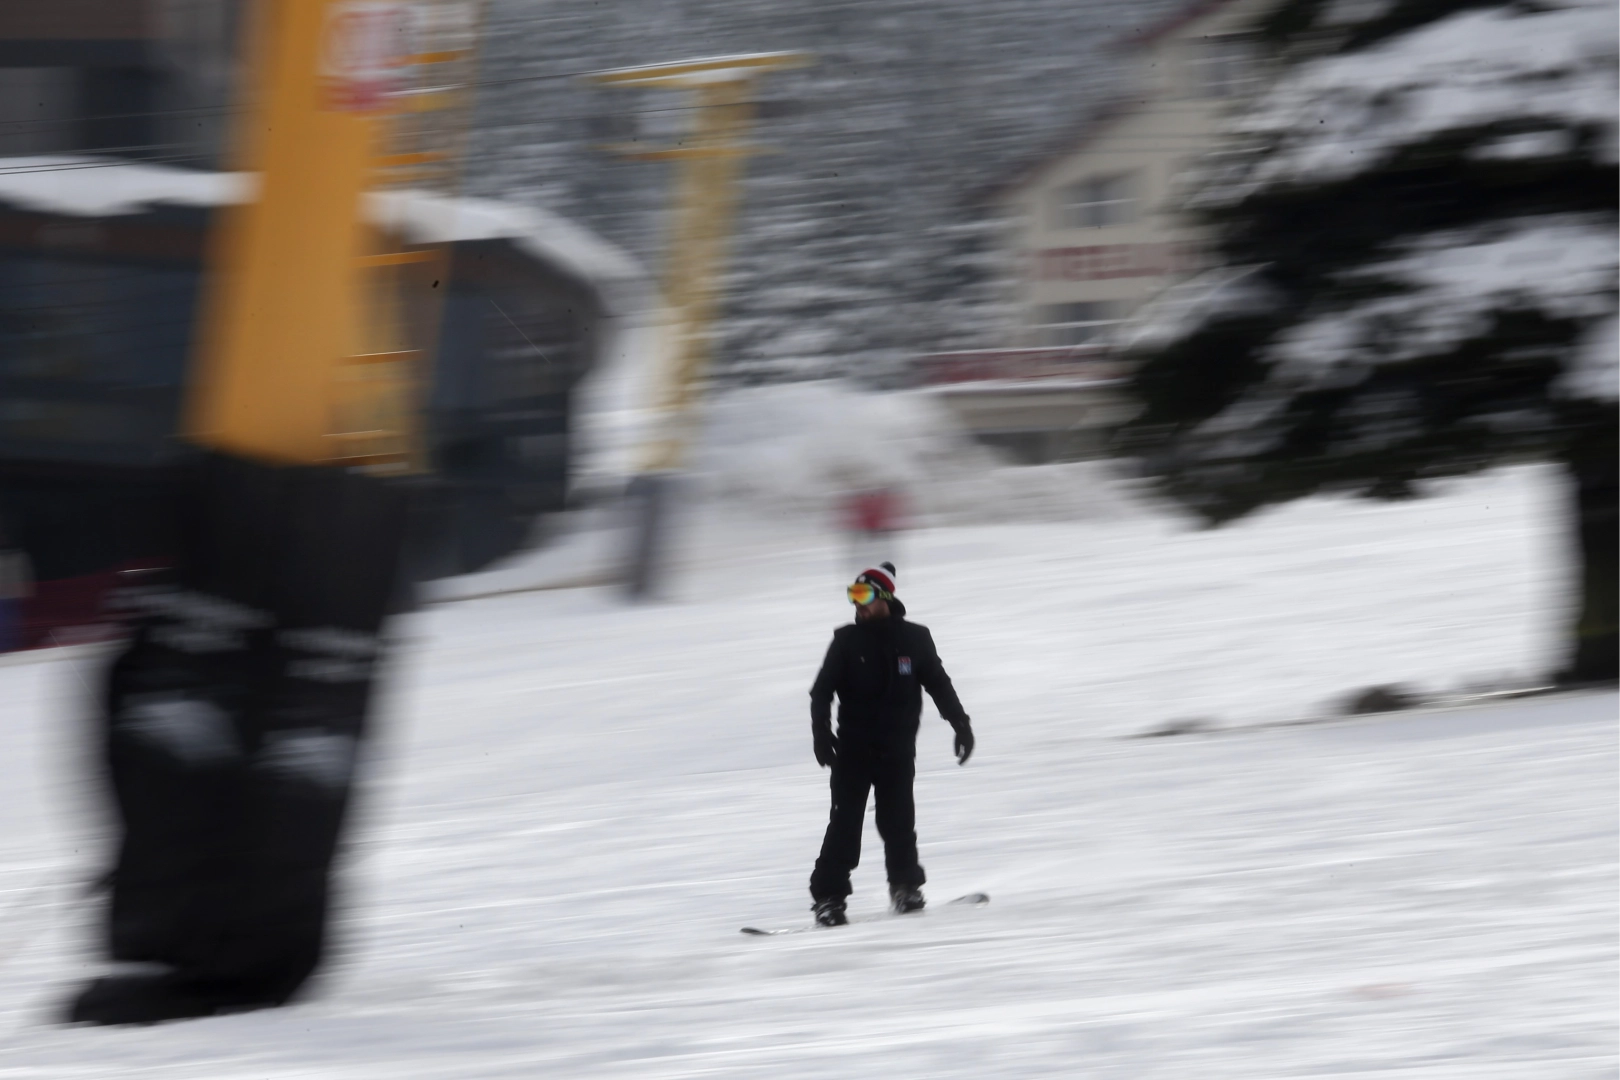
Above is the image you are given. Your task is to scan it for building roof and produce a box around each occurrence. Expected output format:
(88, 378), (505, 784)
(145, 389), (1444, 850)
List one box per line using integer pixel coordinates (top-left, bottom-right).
(0, 155), (652, 315)
(970, 98), (1137, 207)
(974, 0), (1251, 206)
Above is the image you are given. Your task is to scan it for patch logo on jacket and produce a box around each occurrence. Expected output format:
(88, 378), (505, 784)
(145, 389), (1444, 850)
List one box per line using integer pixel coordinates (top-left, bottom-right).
(897, 656), (912, 675)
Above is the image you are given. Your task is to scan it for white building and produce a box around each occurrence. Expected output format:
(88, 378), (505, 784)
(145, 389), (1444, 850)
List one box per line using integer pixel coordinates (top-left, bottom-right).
(990, 0), (1277, 349)
(919, 0), (1276, 463)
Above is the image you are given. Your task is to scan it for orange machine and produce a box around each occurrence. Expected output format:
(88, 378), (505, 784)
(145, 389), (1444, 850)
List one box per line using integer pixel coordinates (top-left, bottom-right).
(61, 0), (486, 1026)
(187, 0), (478, 468)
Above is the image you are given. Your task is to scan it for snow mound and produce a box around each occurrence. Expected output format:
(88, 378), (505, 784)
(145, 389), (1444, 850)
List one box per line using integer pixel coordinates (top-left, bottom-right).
(690, 381), (1145, 525)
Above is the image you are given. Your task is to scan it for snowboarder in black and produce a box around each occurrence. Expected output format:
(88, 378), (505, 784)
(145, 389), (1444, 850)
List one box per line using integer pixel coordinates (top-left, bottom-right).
(808, 563), (973, 926)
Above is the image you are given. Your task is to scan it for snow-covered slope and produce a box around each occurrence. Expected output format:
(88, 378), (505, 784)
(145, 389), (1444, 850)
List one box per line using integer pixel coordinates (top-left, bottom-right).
(0, 464), (1611, 1077)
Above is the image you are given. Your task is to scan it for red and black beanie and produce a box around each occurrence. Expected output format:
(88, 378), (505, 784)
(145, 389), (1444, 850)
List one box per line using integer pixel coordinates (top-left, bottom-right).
(855, 561), (897, 599)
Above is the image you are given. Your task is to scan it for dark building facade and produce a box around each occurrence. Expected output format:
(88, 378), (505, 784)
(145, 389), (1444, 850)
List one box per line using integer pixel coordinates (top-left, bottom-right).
(0, 1), (241, 164)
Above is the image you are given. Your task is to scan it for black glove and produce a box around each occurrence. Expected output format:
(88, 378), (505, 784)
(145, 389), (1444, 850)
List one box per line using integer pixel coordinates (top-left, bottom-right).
(952, 722), (974, 765)
(813, 722), (838, 768)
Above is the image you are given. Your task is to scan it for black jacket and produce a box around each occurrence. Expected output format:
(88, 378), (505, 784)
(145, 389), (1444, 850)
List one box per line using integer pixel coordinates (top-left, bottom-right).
(810, 600), (969, 742)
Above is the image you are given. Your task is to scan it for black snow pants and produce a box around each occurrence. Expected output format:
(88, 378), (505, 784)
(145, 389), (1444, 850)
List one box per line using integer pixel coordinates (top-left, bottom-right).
(809, 733), (924, 901)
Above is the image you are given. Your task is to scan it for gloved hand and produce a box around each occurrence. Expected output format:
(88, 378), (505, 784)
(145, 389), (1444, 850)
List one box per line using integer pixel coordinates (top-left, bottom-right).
(813, 722), (838, 768)
(952, 722), (974, 765)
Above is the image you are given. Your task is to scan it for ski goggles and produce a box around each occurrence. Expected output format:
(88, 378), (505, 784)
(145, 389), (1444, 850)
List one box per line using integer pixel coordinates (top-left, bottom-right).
(847, 582), (887, 606)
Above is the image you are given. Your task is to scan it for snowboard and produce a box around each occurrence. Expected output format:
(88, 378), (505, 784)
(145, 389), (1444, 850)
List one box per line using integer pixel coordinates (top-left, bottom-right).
(741, 892), (989, 936)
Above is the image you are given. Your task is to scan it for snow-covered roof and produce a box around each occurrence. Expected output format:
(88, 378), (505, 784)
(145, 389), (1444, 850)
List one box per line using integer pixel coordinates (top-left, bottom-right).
(366, 190), (650, 315)
(0, 156), (652, 315)
(0, 156), (251, 215)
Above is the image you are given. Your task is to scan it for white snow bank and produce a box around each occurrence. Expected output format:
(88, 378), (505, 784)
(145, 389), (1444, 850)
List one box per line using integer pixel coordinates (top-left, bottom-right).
(429, 380), (1144, 599)
(690, 380), (1146, 526)
(1205, 0), (1618, 200)
(1, 460), (1607, 1079)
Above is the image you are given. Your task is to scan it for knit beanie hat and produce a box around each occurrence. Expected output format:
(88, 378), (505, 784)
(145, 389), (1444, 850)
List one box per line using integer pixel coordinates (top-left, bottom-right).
(854, 561), (897, 599)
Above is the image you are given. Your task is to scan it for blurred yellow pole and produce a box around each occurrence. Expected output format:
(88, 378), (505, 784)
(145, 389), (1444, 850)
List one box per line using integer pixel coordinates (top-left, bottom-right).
(588, 53), (809, 473)
(185, 0), (391, 465)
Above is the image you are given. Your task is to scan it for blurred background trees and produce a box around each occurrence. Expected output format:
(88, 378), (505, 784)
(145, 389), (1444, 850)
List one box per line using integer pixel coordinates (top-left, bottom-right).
(464, 0), (1184, 386)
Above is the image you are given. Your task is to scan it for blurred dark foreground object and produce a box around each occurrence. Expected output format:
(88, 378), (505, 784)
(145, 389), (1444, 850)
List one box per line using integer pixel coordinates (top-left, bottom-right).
(1341, 685), (1422, 717)
(63, 448), (410, 1025)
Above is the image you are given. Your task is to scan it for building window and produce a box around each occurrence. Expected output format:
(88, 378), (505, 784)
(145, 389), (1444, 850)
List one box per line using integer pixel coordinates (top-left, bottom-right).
(1053, 173), (1136, 229)
(1034, 300), (1127, 346)
(1189, 35), (1257, 100)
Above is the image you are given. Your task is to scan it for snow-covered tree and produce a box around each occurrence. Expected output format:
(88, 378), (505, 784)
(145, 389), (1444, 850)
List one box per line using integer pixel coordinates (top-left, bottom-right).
(1118, 0), (1618, 682)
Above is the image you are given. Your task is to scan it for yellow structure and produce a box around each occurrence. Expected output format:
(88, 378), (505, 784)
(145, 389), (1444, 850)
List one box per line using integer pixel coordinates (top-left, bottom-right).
(587, 53), (809, 472)
(186, 0), (480, 469)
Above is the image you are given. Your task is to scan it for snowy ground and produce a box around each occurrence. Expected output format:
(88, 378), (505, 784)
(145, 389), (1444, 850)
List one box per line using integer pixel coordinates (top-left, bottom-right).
(0, 465), (1614, 1078)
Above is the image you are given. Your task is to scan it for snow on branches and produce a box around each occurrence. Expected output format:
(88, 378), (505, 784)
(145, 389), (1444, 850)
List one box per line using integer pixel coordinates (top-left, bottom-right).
(1202, 0), (1618, 204)
(1268, 215), (1617, 394)
(1141, 209), (1618, 480)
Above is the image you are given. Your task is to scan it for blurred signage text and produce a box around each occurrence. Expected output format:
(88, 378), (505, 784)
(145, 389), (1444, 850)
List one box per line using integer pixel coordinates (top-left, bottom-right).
(915, 346), (1123, 387)
(1033, 242), (1199, 282)
(319, 1), (411, 112)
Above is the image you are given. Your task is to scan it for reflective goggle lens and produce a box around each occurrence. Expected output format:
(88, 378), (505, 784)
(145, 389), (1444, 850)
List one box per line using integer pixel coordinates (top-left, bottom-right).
(847, 583), (878, 606)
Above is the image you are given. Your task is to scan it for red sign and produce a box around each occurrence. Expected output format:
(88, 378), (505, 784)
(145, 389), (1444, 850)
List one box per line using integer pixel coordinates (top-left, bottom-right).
(320, 1), (413, 112)
(915, 347), (1122, 386)
(1033, 242), (1198, 282)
